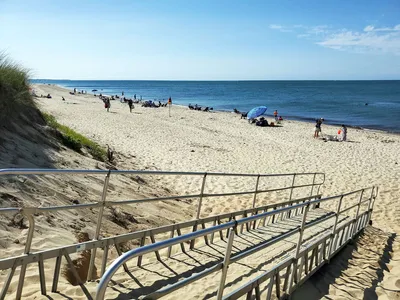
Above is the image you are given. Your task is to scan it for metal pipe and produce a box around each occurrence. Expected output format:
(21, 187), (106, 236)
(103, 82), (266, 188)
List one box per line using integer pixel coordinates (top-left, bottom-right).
(216, 228), (235, 300)
(196, 173), (208, 219)
(251, 175), (260, 208)
(0, 167), (324, 178)
(366, 186), (377, 225)
(289, 174), (296, 201)
(295, 203), (310, 259)
(96, 221), (234, 299)
(87, 171), (111, 281)
(310, 173), (316, 197)
(16, 213), (35, 299)
(351, 189), (364, 237)
(327, 195), (344, 260)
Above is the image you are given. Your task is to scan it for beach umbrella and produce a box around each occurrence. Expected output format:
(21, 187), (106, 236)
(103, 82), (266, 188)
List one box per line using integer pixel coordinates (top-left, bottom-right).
(247, 106), (267, 120)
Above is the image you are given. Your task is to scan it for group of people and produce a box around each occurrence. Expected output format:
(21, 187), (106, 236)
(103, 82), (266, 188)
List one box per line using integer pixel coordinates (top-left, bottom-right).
(100, 92), (171, 113)
(188, 104), (213, 112)
(314, 118), (347, 141)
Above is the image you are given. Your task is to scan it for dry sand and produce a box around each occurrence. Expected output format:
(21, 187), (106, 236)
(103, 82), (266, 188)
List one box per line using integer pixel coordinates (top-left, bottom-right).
(1, 83), (399, 299)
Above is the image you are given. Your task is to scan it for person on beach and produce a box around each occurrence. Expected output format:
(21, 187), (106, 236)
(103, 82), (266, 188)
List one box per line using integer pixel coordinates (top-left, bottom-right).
(104, 99), (111, 112)
(339, 124), (347, 141)
(134, 94), (136, 100)
(274, 110), (278, 121)
(128, 99), (134, 113)
(314, 118), (323, 138)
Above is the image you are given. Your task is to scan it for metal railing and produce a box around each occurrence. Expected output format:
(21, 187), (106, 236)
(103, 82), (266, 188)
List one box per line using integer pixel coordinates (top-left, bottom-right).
(96, 186), (377, 300)
(0, 168), (324, 299)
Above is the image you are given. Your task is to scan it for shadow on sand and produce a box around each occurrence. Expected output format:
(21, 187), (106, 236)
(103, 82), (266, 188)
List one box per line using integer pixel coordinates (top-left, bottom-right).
(292, 226), (396, 300)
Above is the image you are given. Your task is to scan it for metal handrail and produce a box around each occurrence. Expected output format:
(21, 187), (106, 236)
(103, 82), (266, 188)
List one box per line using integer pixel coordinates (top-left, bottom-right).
(96, 187), (375, 300)
(95, 187), (374, 299)
(0, 168), (376, 300)
(0, 168), (326, 299)
(0, 168), (325, 178)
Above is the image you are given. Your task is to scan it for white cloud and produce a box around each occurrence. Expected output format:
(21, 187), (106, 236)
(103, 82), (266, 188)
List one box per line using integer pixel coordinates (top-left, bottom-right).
(363, 24), (400, 32)
(269, 24), (292, 32)
(269, 23), (400, 55)
(317, 30), (400, 54)
(364, 25), (375, 32)
(269, 24), (283, 29)
(269, 24), (327, 35)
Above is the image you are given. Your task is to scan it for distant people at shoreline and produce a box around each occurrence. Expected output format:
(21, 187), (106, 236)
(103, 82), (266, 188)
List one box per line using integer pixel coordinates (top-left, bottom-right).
(314, 118), (324, 138)
(274, 110), (278, 121)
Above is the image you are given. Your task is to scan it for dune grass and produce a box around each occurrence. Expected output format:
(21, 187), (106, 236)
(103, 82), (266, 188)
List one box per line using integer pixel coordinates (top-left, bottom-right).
(43, 113), (107, 161)
(0, 52), (106, 161)
(0, 53), (35, 124)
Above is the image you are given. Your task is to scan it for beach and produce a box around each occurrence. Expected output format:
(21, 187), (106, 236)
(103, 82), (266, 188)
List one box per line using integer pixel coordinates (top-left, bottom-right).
(2, 83), (399, 299)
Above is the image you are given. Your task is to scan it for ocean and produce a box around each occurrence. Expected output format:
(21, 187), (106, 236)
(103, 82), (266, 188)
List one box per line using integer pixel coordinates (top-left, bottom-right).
(32, 80), (400, 133)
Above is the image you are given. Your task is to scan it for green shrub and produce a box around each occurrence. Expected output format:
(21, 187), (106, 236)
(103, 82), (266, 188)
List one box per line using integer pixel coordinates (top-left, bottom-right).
(43, 113), (106, 161)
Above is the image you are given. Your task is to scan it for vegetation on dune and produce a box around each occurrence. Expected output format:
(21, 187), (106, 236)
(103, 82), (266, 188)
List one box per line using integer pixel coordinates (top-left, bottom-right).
(43, 113), (107, 161)
(0, 52), (36, 125)
(0, 52), (106, 162)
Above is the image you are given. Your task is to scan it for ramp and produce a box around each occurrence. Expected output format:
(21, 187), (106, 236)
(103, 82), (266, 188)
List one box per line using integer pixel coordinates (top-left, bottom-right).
(0, 169), (377, 299)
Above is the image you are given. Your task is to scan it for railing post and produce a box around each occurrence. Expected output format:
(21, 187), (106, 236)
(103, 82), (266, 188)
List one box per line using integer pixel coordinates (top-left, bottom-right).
(16, 211), (35, 300)
(316, 173), (325, 195)
(196, 173), (207, 219)
(366, 187), (377, 226)
(216, 228), (235, 300)
(287, 202), (309, 293)
(289, 174), (296, 201)
(295, 203), (309, 259)
(351, 189), (364, 237)
(252, 175), (261, 208)
(328, 195), (344, 261)
(87, 171), (111, 281)
(309, 173), (317, 198)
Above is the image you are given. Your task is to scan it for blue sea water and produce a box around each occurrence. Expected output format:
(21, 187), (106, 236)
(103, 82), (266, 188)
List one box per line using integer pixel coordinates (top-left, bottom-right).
(32, 80), (400, 133)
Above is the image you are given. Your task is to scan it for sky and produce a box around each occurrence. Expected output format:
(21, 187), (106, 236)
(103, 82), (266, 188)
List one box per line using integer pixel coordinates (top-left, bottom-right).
(1, 0), (400, 80)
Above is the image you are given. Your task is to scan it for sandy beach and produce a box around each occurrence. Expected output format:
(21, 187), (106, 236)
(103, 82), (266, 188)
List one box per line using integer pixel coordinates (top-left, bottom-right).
(1, 83), (399, 299)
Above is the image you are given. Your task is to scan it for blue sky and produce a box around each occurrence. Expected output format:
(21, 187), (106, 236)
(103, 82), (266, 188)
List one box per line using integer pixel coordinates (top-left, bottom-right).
(1, 0), (399, 80)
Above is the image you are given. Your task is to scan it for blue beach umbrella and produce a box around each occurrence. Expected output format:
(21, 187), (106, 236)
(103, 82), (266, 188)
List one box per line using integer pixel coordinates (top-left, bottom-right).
(247, 106), (267, 120)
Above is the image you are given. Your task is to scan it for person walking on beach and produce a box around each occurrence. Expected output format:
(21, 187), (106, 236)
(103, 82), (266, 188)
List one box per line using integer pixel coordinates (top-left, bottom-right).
(104, 98), (111, 112)
(274, 110), (278, 121)
(128, 99), (134, 113)
(340, 124), (347, 141)
(134, 94), (136, 100)
(314, 118), (323, 138)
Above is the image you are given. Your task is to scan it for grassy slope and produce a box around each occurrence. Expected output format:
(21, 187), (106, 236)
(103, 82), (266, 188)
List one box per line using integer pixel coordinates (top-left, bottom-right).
(0, 53), (106, 162)
(43, 113), (106, 161)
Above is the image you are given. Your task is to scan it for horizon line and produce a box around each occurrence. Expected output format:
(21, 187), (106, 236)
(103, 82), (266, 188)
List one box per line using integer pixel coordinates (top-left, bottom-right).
(32, 78), (400, 81)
